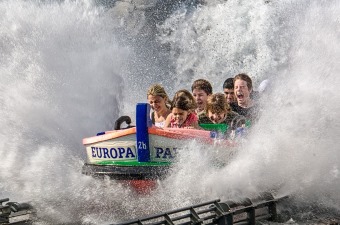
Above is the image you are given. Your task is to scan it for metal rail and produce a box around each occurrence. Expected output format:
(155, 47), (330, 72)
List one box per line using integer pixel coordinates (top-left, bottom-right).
(112, 193), (288, 225)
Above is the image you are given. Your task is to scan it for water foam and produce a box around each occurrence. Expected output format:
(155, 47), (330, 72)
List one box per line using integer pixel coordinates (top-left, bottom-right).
(1, 0), (340, 223)
(158, 0), (340, 211)
(0, 0), (131, 223)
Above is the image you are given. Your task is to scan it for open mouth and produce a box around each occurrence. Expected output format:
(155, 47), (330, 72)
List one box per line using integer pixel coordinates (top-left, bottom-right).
(236, 93), (244, 100)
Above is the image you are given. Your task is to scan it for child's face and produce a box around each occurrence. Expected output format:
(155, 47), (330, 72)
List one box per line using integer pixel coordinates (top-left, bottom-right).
(172, 108), (189, 125)
(207, 111), (225, 124)
(234, 79), (251, 105)
(192, 89), (209, 111)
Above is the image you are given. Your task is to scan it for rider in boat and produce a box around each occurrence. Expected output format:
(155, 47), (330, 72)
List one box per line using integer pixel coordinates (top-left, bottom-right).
(198, 93), (239, 128)
(223, 78), (237, 106)
(164, 95), (199, 129)
(230, 73), (260, 124)
(191, 79), (213, 116)
(147, 84), (172, 128)
(173, 89), (197, 113)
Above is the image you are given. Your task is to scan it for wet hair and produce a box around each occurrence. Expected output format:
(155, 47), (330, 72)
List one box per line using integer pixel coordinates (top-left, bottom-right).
(171, 96), (196, 111)
(205, 93), (231, 114)
(223, 78), (234, 89)
(191, 79), (213, 95)
(147, 84), (171, 107)
(234, 73), (253, 91)
(173, 89), (197, 109)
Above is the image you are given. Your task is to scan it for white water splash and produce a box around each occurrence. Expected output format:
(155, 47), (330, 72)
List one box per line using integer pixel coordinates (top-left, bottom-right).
(158, 0), (340, 211)
(0, 0), (132, 223)
(1, 0), (340, 223)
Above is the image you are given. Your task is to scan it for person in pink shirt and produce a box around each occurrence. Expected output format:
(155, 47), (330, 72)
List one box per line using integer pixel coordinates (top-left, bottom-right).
(164, 96), (199, 129)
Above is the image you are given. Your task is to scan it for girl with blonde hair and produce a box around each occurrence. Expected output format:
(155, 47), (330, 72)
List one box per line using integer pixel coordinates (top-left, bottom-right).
(147, 84), (172, 128)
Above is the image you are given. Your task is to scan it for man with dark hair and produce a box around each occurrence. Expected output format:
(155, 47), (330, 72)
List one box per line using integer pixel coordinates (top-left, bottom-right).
(232, 73), (259, 123)
(222, 78), (237, 105)
(191, 79), (213, 115)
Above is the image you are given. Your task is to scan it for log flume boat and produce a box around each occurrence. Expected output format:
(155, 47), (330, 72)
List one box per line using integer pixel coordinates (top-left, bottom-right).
(82, 103), (236, 185)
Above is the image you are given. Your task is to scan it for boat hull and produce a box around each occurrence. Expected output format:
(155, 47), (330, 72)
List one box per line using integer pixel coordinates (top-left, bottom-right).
(82, 104), (236, 180)
(82, 127), (235, 179)
(82, 163), (171, 180)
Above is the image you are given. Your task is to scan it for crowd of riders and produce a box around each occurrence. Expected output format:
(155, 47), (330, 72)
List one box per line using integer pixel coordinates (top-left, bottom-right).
(147, 73), (270, 136)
